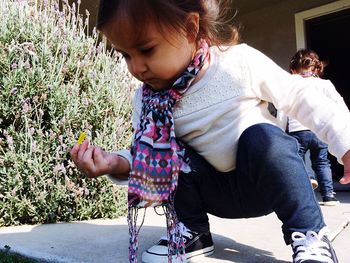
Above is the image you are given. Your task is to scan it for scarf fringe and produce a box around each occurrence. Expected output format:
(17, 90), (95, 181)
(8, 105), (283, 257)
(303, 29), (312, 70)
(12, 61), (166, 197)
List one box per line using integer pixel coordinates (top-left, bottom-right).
(127, 201), (186, 263)
(128, 207), (146, 263)
(164, 195), (186, 263)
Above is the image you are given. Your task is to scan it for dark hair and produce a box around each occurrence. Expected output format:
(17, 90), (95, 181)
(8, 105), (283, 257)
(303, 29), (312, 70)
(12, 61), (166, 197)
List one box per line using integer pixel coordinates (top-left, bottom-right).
(97, 0), (239, 47)
(289, 49), (326, 77)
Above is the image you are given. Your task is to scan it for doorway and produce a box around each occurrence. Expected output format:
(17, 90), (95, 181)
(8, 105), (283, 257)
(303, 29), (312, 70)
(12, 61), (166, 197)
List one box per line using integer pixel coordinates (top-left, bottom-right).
(305, 7), (350, 180)
(306, 7), (350, 107)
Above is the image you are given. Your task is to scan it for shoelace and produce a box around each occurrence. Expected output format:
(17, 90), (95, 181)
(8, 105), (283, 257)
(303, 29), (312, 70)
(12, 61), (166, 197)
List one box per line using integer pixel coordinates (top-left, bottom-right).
(292, 227), (334, 263)
(160, 222), (194, 243)
(327, 191), (337, 197)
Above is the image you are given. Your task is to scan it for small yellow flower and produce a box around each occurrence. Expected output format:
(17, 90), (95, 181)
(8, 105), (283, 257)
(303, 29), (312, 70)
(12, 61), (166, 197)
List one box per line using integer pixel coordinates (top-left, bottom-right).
(77, 132), (86, 145)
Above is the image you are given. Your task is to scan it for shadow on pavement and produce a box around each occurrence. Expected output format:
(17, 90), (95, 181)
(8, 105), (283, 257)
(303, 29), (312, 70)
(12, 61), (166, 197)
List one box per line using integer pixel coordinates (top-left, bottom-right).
(208, 233), (290, 262)
(0, 222), (290, 263)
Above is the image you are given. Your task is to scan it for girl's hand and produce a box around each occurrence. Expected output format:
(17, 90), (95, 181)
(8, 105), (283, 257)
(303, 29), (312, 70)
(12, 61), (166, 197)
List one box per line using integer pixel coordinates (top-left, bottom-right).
(70, 140), (120, 178)
(340, 150), (350, 184)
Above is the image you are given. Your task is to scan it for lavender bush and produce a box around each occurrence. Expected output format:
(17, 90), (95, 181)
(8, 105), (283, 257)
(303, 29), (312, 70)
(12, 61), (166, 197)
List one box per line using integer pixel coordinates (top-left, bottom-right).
(0, 0), (134, 226)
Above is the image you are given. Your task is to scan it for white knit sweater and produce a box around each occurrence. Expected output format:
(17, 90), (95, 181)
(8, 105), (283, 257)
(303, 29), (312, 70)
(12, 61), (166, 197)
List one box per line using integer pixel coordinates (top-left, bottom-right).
(287, 79), (349, 133)
(117, 44), (350, 173)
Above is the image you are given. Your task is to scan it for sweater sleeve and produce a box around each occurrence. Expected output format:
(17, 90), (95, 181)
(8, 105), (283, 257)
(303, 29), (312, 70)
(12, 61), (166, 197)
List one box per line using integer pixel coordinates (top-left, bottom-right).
(242, 45), (350, 164)
(322, 80), (349, 113)
(106, 149), (131, 186)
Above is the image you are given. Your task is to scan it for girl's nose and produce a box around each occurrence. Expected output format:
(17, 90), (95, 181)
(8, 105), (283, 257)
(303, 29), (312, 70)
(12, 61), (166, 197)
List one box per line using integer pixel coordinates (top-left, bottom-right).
(129, 57), (147, 77)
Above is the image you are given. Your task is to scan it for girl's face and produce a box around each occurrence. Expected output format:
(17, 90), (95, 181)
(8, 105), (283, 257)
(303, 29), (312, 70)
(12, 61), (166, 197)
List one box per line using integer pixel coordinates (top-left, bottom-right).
(103, 19), (197, 90)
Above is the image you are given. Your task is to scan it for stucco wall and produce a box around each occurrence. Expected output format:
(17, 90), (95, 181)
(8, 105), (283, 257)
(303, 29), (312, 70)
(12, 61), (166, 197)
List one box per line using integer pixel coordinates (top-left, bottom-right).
(236, 0), (336, 70)
(76, 0), (99, 29)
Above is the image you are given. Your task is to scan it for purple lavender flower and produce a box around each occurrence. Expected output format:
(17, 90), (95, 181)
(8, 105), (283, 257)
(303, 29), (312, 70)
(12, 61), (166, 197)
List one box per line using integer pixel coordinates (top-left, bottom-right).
(10, 87), (18, 94)
(6, 135), (13, 146)
(61, 43), (68, 55)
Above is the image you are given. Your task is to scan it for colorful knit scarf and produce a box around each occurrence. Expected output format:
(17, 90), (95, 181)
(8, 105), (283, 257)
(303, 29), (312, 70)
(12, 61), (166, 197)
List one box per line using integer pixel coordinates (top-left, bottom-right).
(127, 39), (210, 263)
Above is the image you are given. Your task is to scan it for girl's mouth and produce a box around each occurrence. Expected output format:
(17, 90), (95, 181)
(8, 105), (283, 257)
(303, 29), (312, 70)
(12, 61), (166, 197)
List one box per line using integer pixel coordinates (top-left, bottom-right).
(143, 78), (156, 85)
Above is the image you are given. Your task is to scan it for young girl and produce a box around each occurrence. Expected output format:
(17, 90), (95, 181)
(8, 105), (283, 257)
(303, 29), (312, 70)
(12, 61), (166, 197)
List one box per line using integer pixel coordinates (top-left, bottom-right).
(287, 49), (348, 206)
(70, 1), (350, 262)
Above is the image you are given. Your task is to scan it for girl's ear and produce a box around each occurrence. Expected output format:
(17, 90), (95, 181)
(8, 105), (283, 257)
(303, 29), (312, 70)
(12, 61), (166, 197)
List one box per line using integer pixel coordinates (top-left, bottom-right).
(186, 12), (200, 43)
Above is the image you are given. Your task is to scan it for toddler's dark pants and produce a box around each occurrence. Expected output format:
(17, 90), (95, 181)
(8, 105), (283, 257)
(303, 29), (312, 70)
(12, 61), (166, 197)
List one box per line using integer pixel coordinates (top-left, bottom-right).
(289, 130), (334, 197)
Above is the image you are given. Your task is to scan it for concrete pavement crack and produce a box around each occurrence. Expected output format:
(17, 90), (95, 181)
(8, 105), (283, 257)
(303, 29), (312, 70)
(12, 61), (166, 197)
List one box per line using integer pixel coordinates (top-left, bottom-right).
(329, 214), (350, 242)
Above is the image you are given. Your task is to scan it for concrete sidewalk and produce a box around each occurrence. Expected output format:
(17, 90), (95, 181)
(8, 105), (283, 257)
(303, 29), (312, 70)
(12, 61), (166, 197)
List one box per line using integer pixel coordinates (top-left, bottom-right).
(0, 192), (349, 263)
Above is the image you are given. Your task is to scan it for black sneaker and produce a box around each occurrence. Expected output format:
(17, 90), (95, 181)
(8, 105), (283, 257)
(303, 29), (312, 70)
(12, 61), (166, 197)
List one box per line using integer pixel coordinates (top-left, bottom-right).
(291, 227), (338, 263)
(322, 194), (340, 206)
(142, 222), (214, 263)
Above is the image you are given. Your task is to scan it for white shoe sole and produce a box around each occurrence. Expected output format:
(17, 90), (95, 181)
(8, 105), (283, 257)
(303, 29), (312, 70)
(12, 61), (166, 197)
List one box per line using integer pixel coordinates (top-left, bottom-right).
(321, 201), (340, 206)
(187, 246), (214, 261)
(142, 245), (214, 263)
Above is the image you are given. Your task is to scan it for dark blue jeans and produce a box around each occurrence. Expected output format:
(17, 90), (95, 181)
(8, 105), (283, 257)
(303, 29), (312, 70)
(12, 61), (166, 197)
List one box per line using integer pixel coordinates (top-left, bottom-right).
(288, 130), (334, 197)
(175, 123), (325, 244)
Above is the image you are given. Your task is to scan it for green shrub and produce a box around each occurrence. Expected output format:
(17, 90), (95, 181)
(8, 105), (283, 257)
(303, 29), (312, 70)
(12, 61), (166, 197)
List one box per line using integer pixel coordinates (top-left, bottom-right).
(0, 0), (134, 226)
(0, 245), (38, 262)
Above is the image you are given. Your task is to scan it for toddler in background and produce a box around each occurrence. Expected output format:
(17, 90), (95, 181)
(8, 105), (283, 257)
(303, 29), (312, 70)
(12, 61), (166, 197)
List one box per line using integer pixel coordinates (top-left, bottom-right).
(287, 49), (348, 206)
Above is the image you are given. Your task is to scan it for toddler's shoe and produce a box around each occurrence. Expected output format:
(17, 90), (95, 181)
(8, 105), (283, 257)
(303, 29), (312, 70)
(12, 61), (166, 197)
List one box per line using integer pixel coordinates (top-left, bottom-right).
(142, 222), (214, 263)
(322, 193), (340, 206)
(291, 227), (338, 263)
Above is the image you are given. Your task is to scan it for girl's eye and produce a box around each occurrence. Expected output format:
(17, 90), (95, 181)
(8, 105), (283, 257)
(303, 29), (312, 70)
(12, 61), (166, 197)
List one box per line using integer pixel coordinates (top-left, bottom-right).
(140, 47), (154, 54)
(115, 48), (129, 59)
(121, 53), (130, 59)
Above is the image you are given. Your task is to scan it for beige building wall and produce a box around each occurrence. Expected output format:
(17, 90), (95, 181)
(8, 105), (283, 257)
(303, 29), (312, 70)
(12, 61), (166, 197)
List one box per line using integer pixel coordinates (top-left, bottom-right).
(75, 0), (99, 30)
(236, 0), (336, 70)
